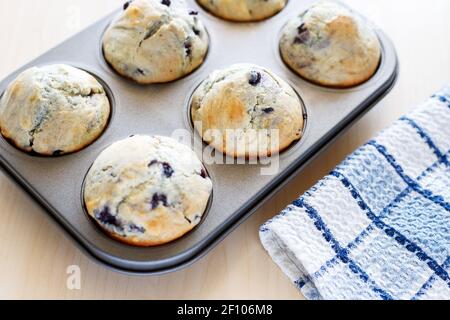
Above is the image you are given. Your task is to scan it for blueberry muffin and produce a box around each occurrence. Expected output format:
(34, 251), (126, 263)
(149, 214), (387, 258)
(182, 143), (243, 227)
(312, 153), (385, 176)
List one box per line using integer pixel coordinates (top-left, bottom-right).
(197, 0), (287, 22)
(191, 64), (304, 158)
(84, 135), (213, 247)
(0, 64), (110, 156)
(103, 0), (209, 84)
(280, 1), (381, 88)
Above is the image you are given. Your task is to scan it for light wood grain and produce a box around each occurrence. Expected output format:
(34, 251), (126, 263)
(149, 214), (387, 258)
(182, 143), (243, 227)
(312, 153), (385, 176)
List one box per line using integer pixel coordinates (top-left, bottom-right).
(0, 0), (449, 300)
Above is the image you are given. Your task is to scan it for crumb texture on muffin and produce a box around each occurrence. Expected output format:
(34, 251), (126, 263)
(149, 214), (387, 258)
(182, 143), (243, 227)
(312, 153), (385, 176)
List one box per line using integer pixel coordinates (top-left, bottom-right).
(84, 135), (213, 247)
(103, 0), (209, 84)
(191, 64), (304, 158)
(280, 1), (381, 87)
(0, 64), (110, 156)
(197, 0), (287, 22)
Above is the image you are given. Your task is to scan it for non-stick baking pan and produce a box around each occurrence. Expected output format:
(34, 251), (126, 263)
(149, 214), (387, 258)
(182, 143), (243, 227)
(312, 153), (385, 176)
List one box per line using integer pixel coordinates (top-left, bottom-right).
(0, 0), (398, 274)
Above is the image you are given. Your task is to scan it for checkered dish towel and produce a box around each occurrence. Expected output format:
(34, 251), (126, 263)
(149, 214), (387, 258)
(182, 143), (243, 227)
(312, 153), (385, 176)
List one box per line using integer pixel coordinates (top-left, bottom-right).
(260, 87), (450, 300)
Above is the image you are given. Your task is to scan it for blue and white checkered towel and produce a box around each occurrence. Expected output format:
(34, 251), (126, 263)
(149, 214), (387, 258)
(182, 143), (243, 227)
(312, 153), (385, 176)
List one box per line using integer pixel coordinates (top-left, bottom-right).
(260, 86), (450, 300)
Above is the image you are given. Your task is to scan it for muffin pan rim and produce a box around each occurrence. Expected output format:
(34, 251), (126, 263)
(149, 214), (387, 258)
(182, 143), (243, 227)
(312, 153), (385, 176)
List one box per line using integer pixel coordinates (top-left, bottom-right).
(0, 0), (399, 273)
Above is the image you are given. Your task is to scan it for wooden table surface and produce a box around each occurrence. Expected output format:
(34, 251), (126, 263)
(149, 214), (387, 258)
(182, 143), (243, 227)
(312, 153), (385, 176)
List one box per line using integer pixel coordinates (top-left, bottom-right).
(0, 0), (448, 300)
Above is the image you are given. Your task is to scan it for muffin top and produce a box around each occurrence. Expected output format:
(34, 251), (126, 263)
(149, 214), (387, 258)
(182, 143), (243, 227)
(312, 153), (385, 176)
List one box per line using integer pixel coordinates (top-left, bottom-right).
(84, 135), (213, 247)
(0, 64), (110, 156)
(196, 0), (287, 22)
(103, 0), (209, 84)
(191, 64), (304, 158)
(280, 1), (381, 88)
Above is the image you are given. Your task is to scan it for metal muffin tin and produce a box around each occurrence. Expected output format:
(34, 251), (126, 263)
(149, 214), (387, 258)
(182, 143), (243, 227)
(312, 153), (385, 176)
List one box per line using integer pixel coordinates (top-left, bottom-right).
(0, 0), (398, 274)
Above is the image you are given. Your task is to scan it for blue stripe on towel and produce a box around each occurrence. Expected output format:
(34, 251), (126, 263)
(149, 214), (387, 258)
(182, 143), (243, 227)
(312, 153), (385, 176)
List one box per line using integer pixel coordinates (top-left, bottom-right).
(293, 198), (394, 300)
(368, 141), (450, 211)
(400, 117), (444, 159)
(432, 95), (450, 106)
(413, 257), (450, 300)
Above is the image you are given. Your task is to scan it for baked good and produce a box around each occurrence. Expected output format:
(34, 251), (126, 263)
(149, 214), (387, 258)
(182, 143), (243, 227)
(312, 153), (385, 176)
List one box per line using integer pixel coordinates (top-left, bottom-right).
(196, 0), (287, 22)
(191, 64), (304, 158)
(279, 1), (382, 87)
(83, 135), (213, 247)
(103, 0), (209, 84)
(0, 64), (110, 156)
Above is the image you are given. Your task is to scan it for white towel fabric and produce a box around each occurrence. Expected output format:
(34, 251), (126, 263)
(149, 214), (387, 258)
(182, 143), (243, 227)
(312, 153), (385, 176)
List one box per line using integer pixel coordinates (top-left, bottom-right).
(260, 87), (450, 300)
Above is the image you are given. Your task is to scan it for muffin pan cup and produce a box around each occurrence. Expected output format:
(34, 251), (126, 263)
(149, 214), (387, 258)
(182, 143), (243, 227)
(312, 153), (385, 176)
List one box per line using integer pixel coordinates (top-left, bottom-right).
(0, 0), (398, 274)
